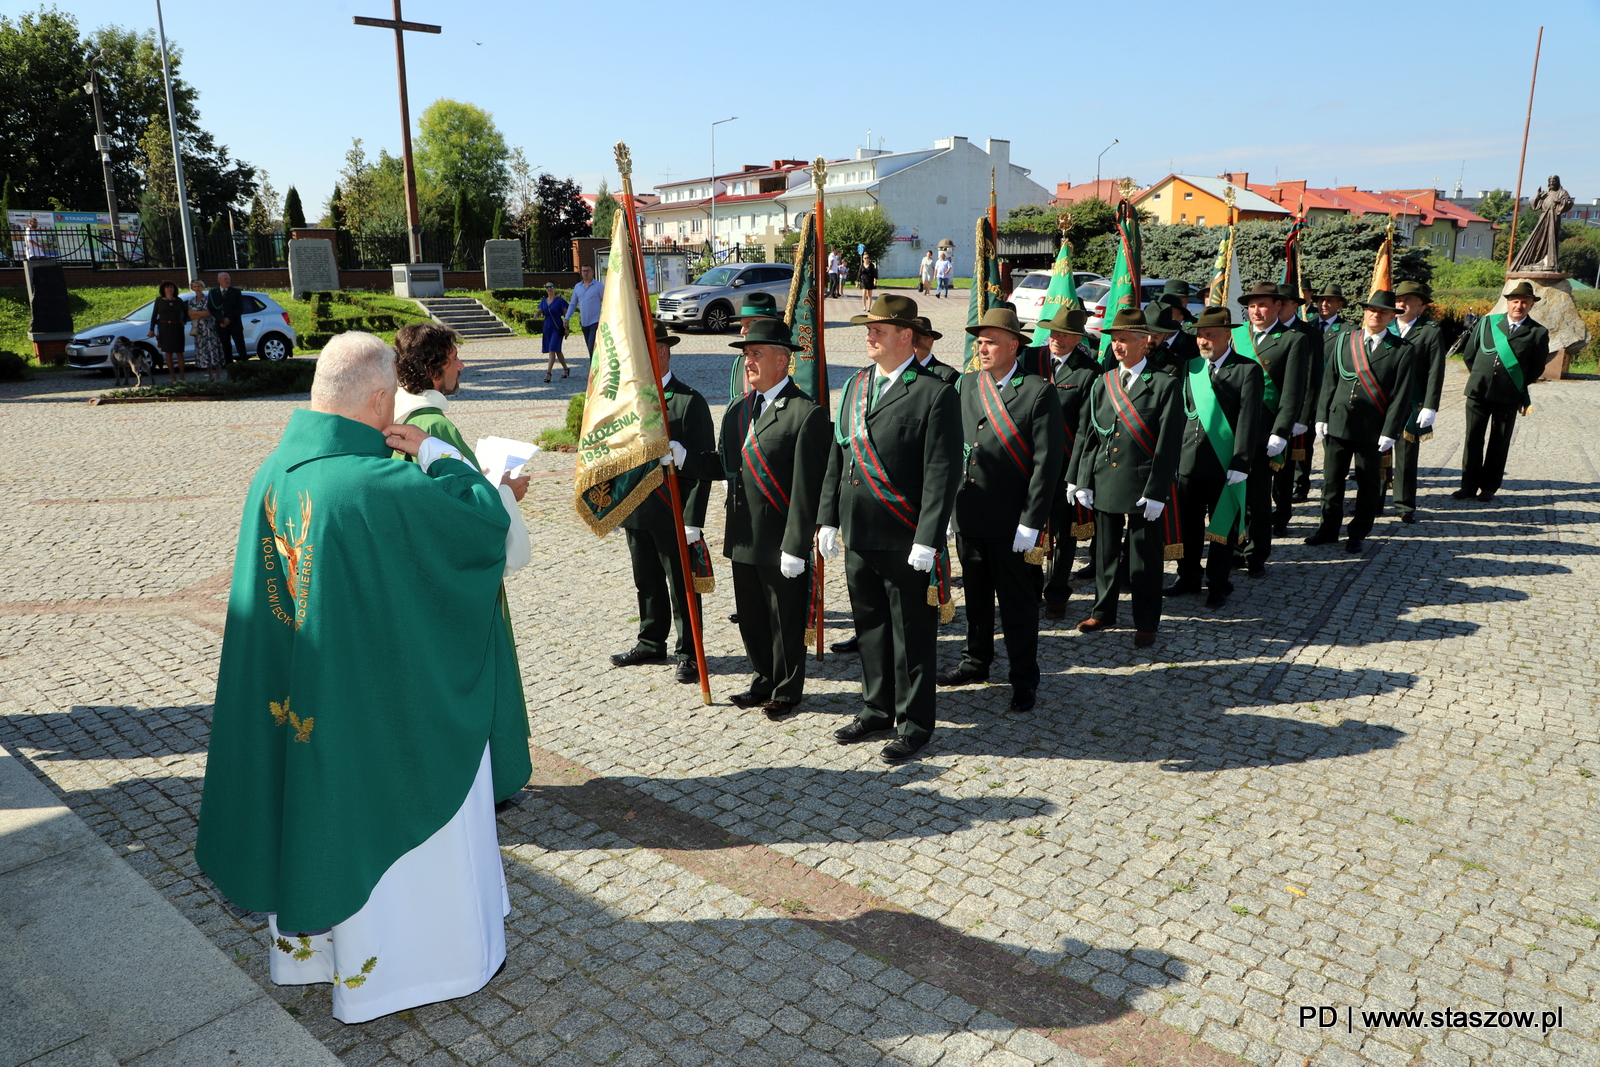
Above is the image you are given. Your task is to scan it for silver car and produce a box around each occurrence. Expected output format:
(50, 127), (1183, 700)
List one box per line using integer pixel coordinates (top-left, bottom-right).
(656, 263), (795, 333)
(66, 290), (298, 370)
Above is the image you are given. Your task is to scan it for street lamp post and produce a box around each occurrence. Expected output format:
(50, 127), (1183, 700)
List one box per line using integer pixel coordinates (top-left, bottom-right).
(1095, 139), (1120, 194)
(710, 116), (737, 257)
(83, 51), (125, 267)
(154, 0), (197, 280)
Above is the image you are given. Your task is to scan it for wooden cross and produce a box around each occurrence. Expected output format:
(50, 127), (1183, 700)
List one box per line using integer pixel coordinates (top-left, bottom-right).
(751, 225), (784, 263)
(353, 1), (440, 264)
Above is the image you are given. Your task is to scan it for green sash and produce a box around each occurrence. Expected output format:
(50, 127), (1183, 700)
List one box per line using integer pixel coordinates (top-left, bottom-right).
(1231, 326), (1280, 414)
(1481, 314), (1531, 409)
(1185, 358), (1245, 541)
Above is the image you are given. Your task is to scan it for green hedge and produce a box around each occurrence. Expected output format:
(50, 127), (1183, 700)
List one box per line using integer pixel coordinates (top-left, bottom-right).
(100, 357), (318, 400)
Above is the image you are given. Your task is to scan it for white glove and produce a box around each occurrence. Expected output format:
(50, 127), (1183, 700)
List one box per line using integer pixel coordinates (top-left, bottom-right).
(1012, 525), (1039, 553)
(1136, 497), (1165, 521)
(779, 552), (806, 579)
(659, 440), (687, 468)
(1074, 488), (1094, 509)
(907, 543), (937, 572)
(1292, 423), (1308, 437)
(721, 479), (731, 494)
(1265, 435), (1288, 458)
(1418, 408), (1437, 428)
(1226, 470), (1248, 485)
(1315, 422), (1329, 441)
(1065, 483), (1078, 500)
(1378, 436), (1395, 454)
(817, 525), (841, 560)
(684, 526), (702, 544)
(946, 520), (954, 541)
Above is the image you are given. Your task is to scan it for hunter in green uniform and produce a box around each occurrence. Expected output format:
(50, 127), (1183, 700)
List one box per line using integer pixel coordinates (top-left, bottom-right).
(1452, 280), (1548, 503)
(1065, 306), (1184, 647)
(1039, 306), (1099, 617)
(1296, 284), (1349, 501)
(1234, 281), (1311, 576)
(1307, 290), (1416, 552)
(1390, 281), (1445, 522)
(936, 308), (1064, 712)
(612, 325), (716, 683)
(914, 316), (960, 383)
(684, 319), (830, 718)
(727, 291), (785, 398)
(1145, 302), (1198, 373)
(1166, 307), (1262, 609)
(818, 294), (962, 762)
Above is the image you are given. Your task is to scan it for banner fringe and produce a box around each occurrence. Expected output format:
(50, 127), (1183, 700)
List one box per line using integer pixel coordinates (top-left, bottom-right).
(1164, 543), (1184, 561)
(803, 627), (817, 645)
(1070, 521), (1095, 538)
(573, 449), (665, 536)
(1291, 448), (1307, 461)
(693, 576), (715, 595)
(1022, 546), (1048, 566)
(939, 600), (956, 624)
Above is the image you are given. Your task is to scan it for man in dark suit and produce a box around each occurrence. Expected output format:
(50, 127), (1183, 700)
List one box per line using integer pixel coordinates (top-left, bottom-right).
(1064, 306), (1184, 648)
(1307, 290), (1416, 552)
(1145, 302), (1198, 373)
(1039, 306), (1099, 617)
(1452, 280), (1548, 503)
(936, 308), (1064, 711)
(1166, 307), (1262, 609)
(1295, 284), (1349, 501)
(1390, 281), (1446, 522)
(818, 294), (961, 762)
(612, 325), (716, 682)
(684, 319), (830, 718)
(208, 272), (248, 361)
(913, 316), (960, 383)
(1234, 281), (1311, 576)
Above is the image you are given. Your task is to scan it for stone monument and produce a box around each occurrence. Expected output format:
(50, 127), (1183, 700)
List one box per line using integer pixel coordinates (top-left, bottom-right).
(24, 260), (73, 365)
(288, 238), (340, 298)
(483, 239), (524, 290)
(392, 262), (445, 299)
(1498, 175), (1590, 380)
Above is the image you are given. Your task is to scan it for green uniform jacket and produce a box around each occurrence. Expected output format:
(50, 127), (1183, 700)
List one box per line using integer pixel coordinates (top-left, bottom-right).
(1247, 322), (1312, 440)
(1462, 315), (1548, 409)
(684, 380), (831, 564)
(1154, 330), (1200, 373)
(1178, 352), (1264, 480)
(1299, 318), (1346, 426)
(1052, 345), (1101, 469)
(1317, 329), (1416, 443)
(1066, 364), (1184, 514)
(1399, 317), (1446, 417)
(819, 364), (962, 552)
(920, 354), (960, 384)
(620, 374), (715, 533)
(952, 368), (1065, 537)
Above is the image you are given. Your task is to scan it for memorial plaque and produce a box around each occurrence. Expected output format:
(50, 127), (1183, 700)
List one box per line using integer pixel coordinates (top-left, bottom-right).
(23, 261), (72, 335)
(392, 262), (446, 298)
(483, 239), (524, 290)
(288, 238), (339, 298)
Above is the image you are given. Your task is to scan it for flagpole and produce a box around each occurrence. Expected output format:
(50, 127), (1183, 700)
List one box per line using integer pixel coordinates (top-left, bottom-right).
(615, 142), (712, 705)
(811, 156), (830, 662)
(1505, 25), (1543, 271)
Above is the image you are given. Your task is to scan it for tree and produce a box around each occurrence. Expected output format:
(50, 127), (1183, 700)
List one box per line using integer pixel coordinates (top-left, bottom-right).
(1476, 189), (1516, 224)
(1000, 203), (1065, 234)
(248, 172), (280, 234)
(1560, 237), (1598, 284)
(591, 179), (618, 240)
(505, 147), (538, 236)
(823, 205), (896, 278)
(535, 173), (591, 246)
(137, 120), (179, 265)
(284, 186), (306, 232)
(415, 98), (509, 221)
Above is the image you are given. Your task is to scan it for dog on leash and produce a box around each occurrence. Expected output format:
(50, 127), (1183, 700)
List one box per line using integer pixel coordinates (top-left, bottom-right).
(110, 336), (151, 388)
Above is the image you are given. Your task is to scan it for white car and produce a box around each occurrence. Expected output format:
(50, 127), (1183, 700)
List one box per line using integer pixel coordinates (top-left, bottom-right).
(66, 291), (298, 370)
(1008, 270), (1107, 324)
(1082, 278), (1206, 338)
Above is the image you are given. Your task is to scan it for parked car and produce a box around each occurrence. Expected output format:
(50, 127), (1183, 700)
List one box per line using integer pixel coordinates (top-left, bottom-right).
(656, 263), (795, 333)
(1081, 278), (1205, 338)
(1007, 269), (1107, 323)
(66, 291), (298, 370)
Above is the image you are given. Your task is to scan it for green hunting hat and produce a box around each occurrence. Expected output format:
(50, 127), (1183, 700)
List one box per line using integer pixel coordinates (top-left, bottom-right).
(1192, 305), (1239, 331)
(738, 290), (781, 320)
(964, 307), (1029, 343)
(1143, 302), (1179, 335)
(1313, 283), (1347, 301)
(1039, 305), (1089, 336)
(1394, 280), (1433, 302)
(1503, 280), (1541, 302)
(1157, 290), (1195, 320)
(1361, 290), (1399, 313)
(850, 293), (922, 329)
(1106, 306), (1153, 334)
(912, 315), (942, 340)
(730, 317), (801, 351)
(1276, 282), (1304, 304)
(1160, 279), (1192, 298)
(1239, 281), (1284, 305)
(653, 322), (681, 348)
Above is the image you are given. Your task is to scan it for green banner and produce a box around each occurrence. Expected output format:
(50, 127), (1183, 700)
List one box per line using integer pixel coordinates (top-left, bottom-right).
(785, 223), (826, 406)
(1096, 202), (1142, 357)
(1028, 238), (1081, 347)
(963, 216), (1002, 371)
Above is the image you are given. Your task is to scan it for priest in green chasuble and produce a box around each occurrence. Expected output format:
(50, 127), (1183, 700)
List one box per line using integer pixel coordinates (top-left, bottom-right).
(196, 331), (532, 1023)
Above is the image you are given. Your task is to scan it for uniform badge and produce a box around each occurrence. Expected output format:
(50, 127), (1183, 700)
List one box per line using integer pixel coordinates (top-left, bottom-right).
(901, 370), (917, 383)
(1141, 373), (1153, 382)
(1010, 376), (1022, 387)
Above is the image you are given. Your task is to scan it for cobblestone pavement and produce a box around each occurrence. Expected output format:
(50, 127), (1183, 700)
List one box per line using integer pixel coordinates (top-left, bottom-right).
(1, 291), (1597, 1067)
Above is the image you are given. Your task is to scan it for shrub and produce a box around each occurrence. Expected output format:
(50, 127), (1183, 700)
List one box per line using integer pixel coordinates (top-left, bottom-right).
(1428, 254), (1505, 290)
(537, 391), (585, 449)
(0, 349), (30, 382)
(100, 358), (317, 400)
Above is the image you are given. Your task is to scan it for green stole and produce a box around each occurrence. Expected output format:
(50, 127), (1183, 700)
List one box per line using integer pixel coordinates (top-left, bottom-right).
(1185, 357), (1245, 541)
(1230, 326), (1280, 413)
(1481, 314), (1532, 411)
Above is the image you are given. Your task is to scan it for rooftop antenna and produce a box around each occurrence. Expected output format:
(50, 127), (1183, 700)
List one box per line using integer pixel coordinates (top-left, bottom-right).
(1454, 161), (1466, 199)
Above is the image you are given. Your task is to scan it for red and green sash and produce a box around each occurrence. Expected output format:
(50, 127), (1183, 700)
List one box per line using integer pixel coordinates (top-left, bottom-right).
(977, 371), (1032, 476)
(1104, 368), (1157, 456)
(1345, 331), (1392, 413)
(739, 392), (790, 511)
(1185, 358), (1246, 542)
(1480, 314), (1532, 410)
(836, 369), (917, 531)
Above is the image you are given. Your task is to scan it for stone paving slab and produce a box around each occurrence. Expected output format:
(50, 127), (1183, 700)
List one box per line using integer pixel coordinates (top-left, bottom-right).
(0, 295), (1597, 1066)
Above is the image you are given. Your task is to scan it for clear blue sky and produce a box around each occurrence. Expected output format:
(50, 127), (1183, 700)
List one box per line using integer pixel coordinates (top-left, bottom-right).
(40, 0), (1600, 212)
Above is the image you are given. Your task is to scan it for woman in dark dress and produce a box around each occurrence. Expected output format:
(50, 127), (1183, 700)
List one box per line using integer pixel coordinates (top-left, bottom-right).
(148, 280), (189, 383)
(858, 253), (878, 311)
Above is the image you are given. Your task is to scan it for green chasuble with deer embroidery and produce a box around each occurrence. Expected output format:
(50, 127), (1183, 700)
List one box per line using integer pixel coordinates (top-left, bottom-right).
(196, 409), (530, 933)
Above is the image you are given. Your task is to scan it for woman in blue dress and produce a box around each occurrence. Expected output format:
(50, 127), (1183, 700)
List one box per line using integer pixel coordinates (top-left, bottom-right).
(539, 283), (570, 382)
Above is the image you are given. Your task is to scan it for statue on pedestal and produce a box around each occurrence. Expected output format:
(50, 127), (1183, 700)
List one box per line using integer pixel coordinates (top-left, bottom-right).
(1509, 175), (1573, 274)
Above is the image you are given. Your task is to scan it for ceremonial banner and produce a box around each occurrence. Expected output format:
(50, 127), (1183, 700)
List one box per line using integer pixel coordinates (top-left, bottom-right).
(1028, 238), (1082, 347)
(1280, 213), (1305, 299)
(1206, 226), (1242, 321)
(1370, 219), (1394, 296)
(1097, 201), (1143, 355)
(573, 214), (668, 534)
(962, 216), (1003, 371)
(784, 222), (826, 402)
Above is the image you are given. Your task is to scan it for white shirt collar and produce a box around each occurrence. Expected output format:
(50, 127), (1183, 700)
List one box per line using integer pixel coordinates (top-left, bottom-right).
(1119, 357), (1148, 378)
(986, 358), (1019, 385)
(756, 376), (789, 408)
(1507, 315), (1525, 330)
(393, 386), (450, 422)
(876, 356), (915, 384)
(1396, 316), (1418, 337)
(660, 370), (674, 387)
(1210, 348), (1230, 370)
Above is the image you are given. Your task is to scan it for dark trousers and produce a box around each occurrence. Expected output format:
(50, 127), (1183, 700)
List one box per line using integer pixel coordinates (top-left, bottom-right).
(1316, 434), (1382, 541)
(844, 547), (937, 745)
(1460, 398), (1518, 496)
(954, 534), (1040, 689)
(1090, 510), (1165, 632)
(731, 560), (810, 703)
(1242, 451), (1280, 567)
(625, 528), (699, 661)
(1393, 425), (1424, 516)
(1292, 449), (1313, 497)
(582, 322), (598, 354)
(1175, 473), (1238, 592)
(219, 318), (248, 360)
(1043, 492), (1078, 604)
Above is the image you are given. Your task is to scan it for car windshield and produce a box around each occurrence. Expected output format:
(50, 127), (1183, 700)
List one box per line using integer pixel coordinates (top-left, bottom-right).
(694, 267), (739, 287)
(122, 300), (155, 324)
(1018, 275), (1049, 289)
(1079, 283), (1109, 303)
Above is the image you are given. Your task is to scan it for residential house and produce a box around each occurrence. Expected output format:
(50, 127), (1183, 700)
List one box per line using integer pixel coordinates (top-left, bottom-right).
(1253, 182), (1494, 261)
(1048, 179), (1139, 208)
(640, 160), (811, 247)
(1132, 172), (1289, 226)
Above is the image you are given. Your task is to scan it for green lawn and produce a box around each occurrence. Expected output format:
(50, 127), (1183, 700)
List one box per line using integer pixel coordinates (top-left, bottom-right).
(876, 277), (971, 289)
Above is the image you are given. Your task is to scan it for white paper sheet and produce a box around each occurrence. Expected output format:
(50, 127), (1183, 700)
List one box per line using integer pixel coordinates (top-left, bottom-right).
(474, 436), (540, 481)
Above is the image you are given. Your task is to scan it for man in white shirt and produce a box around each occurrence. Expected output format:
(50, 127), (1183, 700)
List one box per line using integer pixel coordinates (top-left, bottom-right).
(568, 264), (605, 354)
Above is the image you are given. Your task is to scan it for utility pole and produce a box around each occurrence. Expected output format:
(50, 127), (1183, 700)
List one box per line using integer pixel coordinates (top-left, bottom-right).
(354, 1), (440, 263)
(83, 50), (125, 267)
(154, 0), (197, 279)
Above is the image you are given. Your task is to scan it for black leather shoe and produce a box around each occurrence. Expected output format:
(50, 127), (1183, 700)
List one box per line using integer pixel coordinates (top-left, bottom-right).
(1073, 563), (1094, 580)
(1344, 538), (1364, 554)
(1247, 565), (1266, 579)
(1291, 490), (1309, 503)
(1304, 530), (1339, 546)
(1477, 490), (1496, 503)
(936, 665), (988, 687)
(675, 660), (699, 684)
(1271, 523), (1289, 537)
(1043, 601), (1067, 619)
(611, 649), (667, 667)
(879, 737), (926, 763)
(1009, 687), (1036, 713)
(728, 691), (765, 709)
(1163, 582), (1199, 597)
(729, 613), (739, 623)
(1205, 589), (1230, 608)
(1450, 487), (1476, 500)
(830, 635), (860, 654)
(1399, 512), (1417, 524)
(834, 718), (891, 744)
(763, 700), (800, 721)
